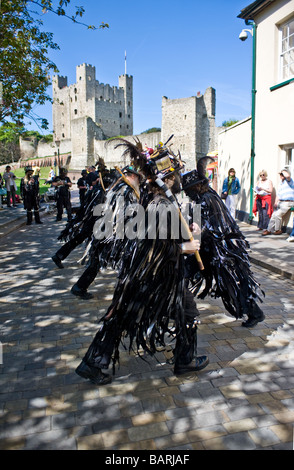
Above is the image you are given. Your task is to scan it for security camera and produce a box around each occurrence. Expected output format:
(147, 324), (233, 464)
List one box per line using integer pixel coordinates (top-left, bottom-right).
(239, 30), (248, 41)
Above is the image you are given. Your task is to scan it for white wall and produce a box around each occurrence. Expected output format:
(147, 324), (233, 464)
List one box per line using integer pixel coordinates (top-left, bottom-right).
(218, 118), (251, 214)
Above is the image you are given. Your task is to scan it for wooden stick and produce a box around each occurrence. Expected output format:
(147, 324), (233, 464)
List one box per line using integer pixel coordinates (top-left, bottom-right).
(114, 166), (140, 200)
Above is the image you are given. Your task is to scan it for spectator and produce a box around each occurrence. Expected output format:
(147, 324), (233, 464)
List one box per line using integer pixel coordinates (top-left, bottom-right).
(77, 170), (88, 207)
(253, 170), (273, 231)
(52, 168), (72, 221)
(262, 169), (294, 236)
(286, 218), (294, 242)
(20, 167), (43, 225)
(86, 166), (99, 188)
(3, 165), (17, 207)
(48, 167), (55, 181)
(221, 168), (241, 219)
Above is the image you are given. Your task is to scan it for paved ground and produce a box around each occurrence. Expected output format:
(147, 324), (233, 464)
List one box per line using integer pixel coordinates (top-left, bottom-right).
(0, 197), (293, 450)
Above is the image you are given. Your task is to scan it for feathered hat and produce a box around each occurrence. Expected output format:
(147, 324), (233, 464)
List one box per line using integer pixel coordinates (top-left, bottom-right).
(112, 135), (184, 181)
(181, 156), (214, 190)
(24, 166), (33, 173)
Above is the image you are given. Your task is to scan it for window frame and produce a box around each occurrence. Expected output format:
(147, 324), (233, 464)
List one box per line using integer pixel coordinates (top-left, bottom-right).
(279, 17), (294, 81)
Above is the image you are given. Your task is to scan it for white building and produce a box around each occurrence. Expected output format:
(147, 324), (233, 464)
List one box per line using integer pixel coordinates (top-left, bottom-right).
(218, 0), (294, 228)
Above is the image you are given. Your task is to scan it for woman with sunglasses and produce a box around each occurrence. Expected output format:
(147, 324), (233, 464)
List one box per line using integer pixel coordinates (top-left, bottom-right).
(253, 170), (273, 230)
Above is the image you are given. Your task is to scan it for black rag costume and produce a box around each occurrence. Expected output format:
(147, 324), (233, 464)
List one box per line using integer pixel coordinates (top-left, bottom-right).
(182, 158), (265, 327)
(76, 138), (208, 385)
(20, 167), (42, 225)
(72, 171), (140, 296)
(52, 167), (117, 271)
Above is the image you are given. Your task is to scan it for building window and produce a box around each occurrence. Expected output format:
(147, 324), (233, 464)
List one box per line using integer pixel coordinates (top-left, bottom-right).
(280, 18), (294, 80)
(283, 145), (294, 176)
(119, 112), (122, 118)
(74, 109), (77, 115)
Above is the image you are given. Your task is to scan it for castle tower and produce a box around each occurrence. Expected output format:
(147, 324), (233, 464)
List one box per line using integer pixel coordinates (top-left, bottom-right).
(161, 87), (216, 169)
(118, 74), (133, 135)
(52, 65), (134, 169)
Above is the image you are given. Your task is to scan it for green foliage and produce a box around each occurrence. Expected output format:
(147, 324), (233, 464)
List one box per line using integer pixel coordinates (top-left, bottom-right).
(0, 122), (25, 164)
(0, 1), (108, 129)
(141, 127), (161, 134)
(221, 119), (239, 128)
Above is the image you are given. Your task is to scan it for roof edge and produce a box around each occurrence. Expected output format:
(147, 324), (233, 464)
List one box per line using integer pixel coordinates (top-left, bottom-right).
(238, 0), (276, 20)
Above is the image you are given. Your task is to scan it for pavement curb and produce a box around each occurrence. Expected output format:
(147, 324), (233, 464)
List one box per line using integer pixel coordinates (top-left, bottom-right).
(249, 252), (294, 281)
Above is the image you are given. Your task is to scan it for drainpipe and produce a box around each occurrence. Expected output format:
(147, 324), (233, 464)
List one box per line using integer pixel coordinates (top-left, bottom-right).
(247, 20), (257, 222)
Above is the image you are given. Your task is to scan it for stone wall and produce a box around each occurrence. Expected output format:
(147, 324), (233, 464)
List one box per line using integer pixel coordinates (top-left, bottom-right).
(161, 87), (218, 170)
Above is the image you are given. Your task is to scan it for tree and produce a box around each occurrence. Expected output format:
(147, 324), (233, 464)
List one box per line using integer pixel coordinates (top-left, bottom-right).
(0, 122), (25, 164)
(221, 119), (239, 128)
(0, 1), (108, 129)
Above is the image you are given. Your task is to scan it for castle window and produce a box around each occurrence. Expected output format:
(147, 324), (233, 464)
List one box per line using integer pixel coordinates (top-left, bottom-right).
(128, 101), (131, 106)
(128, 114), (130, 118)
(75, 96), (77, 101)
(74, 88), (77, 94)
(100, 96), (103, 100)
(119, 112), (122, 118)
(184, 115), (187, 120)
(74, 109), (77, 115)
(62, 133), (65, 138)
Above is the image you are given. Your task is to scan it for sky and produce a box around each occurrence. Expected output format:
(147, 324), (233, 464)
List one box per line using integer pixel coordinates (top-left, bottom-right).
(27, 0), (254, 135)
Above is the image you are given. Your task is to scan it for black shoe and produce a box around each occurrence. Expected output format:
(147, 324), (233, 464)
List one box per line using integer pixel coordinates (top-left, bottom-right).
(26, 222), (32, 226)
(71, 284), (93, 299)
(174, 355), (209, 375)
(52, 254), (64, 269)
(242, 313), (265, 328)
(55, 218), (62, 222)
(75, 361), (112, 385)
(35, 221), (43, 224)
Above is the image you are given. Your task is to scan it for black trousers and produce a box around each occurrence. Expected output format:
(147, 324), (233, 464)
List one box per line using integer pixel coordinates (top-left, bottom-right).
(25, 196), (41, 223)
(84, 286), (199, 371)
(174, 287), (199, 367)
(56, 194), (72, 220)
(55, 231), (89, 261)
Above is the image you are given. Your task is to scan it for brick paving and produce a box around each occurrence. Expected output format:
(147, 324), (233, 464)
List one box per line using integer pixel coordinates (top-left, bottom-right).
(0, 210), (293, 450)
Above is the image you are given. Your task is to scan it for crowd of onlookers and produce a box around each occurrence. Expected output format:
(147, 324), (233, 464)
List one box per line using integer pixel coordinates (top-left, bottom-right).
(1, 163), (294, 241)
(221, 167), (294, 242)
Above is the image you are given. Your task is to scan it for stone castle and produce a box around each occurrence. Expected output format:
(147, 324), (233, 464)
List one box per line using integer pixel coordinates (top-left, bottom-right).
(20, 64), (220, 171)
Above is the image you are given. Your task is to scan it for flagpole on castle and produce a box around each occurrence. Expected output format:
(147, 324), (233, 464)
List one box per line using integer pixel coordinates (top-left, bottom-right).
(125, 50), (127, 75)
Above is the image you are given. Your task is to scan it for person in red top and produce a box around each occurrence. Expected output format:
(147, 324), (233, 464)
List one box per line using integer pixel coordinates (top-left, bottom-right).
(253, 170), (273, 231)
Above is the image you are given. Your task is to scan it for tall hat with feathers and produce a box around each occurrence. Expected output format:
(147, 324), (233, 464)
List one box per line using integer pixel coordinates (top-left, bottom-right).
(111, 135), (184, 181)
(181, 156), (214, 190)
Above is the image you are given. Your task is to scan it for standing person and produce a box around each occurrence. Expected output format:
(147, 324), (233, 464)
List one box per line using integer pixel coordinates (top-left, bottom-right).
(222, 168), (241, 219)
(262, 169), (294, 236)
(20, 167), (43, 225)
(86, 166), (99, 188)
(3, 165), (17, 207)
(75, 139), (209, 385)
(48, 167), (55, 181)
(0, 173), (4, 209)
(253, 170), (273, 231)
(182, 157), (265, 328)
(52, 168), (72, 221)
(71, 166), (139, 299)
(77, 170), (88, 208)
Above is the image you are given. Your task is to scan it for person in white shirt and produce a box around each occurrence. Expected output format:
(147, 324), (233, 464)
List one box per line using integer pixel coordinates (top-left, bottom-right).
(3, 165), (17, 207)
